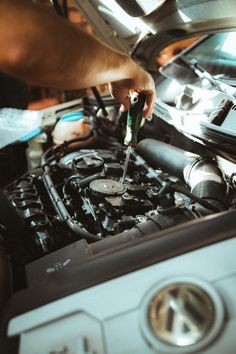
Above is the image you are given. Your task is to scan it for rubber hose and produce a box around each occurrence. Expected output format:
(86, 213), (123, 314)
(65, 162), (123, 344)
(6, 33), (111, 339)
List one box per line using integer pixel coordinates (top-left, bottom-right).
(137, 139), (227, 206)
(137, 139), (198, 180)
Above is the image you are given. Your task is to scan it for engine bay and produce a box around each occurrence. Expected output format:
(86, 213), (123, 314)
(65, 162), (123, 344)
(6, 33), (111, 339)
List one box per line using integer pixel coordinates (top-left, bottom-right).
(5, 144), (194, 256)
(2, 86), (235, 266)
(1, 2), (236, 351)
(1, 65), (236, 354)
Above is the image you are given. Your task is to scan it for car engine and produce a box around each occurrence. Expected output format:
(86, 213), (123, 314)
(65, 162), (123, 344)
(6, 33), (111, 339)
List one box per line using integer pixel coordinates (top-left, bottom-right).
(1, 2), (236, 352)
(1, 92), (233, 262)
(1, 83), (236, 354)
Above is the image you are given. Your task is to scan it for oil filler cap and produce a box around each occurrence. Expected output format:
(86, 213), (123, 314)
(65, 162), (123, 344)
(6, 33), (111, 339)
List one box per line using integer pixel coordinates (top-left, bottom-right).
(90, 179), (125, 196)
(140, 276), (225, 353)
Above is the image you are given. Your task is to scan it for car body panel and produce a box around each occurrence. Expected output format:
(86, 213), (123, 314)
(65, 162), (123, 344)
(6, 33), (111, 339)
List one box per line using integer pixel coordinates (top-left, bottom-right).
(74, 0), (236, 69)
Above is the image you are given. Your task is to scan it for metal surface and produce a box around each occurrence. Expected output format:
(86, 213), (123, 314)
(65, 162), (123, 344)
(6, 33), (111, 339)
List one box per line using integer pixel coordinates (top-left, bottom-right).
(73, 0), (131, 52)
(134, 0), (236, 69)
(8, 238), (232, 354)
(121, 146), (132, 184)
(148, 283), (215, 346)
(73, 0), (236, 71)
(90, 179), (125, 196)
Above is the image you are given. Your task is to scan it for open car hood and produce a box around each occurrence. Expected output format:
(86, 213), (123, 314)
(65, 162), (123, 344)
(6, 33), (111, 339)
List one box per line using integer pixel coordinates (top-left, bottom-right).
(74, 0), (236, 70)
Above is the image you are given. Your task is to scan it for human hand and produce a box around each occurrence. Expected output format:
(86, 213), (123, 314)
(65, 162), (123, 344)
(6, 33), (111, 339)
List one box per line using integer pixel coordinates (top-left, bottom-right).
(109, 59), (156, 118)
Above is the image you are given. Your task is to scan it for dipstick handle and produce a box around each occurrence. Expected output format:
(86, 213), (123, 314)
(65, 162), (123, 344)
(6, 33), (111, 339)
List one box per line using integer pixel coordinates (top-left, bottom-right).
(124, 93), (146, 146)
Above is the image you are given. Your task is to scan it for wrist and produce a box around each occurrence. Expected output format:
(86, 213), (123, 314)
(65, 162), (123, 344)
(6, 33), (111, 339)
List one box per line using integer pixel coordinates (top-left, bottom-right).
(111, 52), (136, 82)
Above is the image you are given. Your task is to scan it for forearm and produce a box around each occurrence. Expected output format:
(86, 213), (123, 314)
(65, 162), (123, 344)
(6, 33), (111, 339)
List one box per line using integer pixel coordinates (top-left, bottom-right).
(0, 0), (135, 89)
(0, 0), (155, 116)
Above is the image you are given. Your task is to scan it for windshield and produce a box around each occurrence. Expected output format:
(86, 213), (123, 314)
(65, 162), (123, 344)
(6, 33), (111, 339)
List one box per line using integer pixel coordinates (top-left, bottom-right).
(184, 32), (236, 78)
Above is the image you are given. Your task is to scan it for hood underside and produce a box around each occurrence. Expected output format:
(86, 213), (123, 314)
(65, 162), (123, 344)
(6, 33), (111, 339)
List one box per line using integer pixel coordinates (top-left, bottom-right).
(74, 0), (236, 70)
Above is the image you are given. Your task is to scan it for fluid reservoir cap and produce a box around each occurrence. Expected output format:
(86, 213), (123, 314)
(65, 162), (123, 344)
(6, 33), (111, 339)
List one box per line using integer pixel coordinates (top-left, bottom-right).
(73, 156), (104, 174)
(96, 151), (117, 162)
(90, 179), (125, 196)
(104, 163), (123, 176)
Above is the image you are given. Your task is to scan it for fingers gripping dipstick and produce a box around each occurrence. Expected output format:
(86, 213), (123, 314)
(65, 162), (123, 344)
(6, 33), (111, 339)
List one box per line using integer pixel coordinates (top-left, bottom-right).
(121, 92), (146, 184)
(124, 92), (146, 146)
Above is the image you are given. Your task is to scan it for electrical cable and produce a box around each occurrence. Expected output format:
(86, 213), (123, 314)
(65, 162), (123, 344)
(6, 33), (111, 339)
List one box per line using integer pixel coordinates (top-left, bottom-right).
(172, 184), (221, 212)
(62, 0), (68, 18)
(41, 137), (100, 242)
(91, 87), (108, 117)
(51, 0), (65, 17)
(42, 165), (100, 242)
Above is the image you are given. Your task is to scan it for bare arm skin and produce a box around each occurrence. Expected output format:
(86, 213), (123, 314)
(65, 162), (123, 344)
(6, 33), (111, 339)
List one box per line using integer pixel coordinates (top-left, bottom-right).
(0, 0), (155, 116)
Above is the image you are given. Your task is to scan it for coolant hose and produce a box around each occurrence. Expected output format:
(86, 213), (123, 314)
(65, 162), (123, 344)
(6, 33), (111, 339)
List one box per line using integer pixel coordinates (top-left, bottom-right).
(136, 139), (227, 207)
(42, 166), (100, 243)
